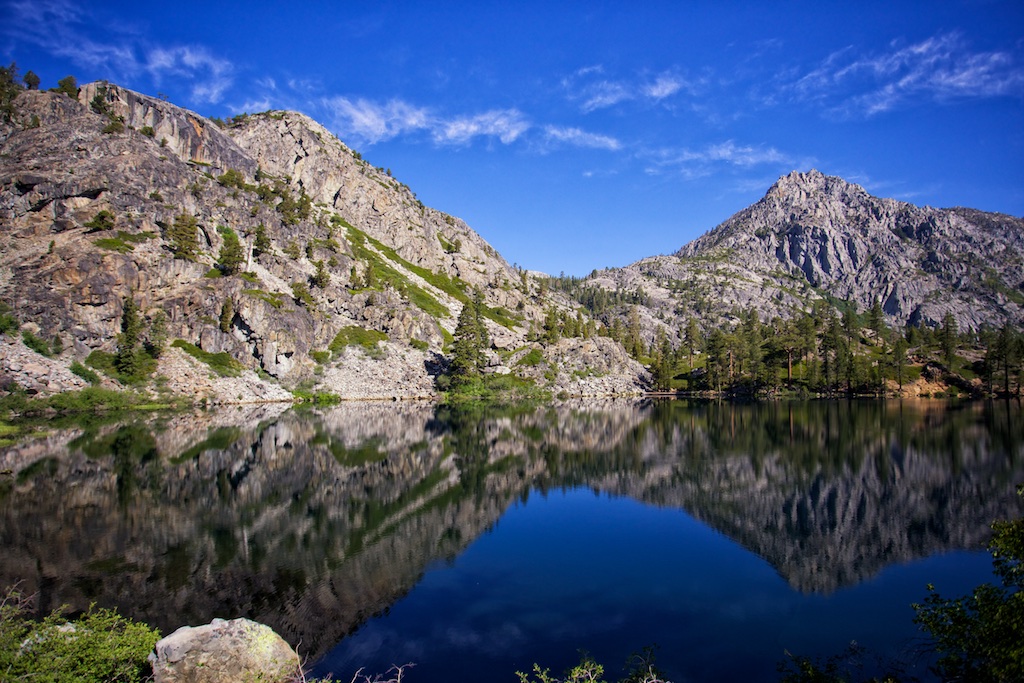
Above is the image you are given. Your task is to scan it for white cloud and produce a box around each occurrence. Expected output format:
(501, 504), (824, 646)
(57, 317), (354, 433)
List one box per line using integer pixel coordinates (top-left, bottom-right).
(645, 140), (791, 178)
(789, 32), (1024, 117)
(643, 74), (685, 100)
(322, 96), (431, 144)
(146, 46), (234, 104)
(321, 97), (529, 147)
(543, 126), (621, 151)
(436, 109), (530, 145)
(565, 66), (692, 112)
(580, 81), (633, 112)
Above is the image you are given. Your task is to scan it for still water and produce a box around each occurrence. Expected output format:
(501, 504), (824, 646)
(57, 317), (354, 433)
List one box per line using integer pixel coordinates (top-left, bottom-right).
(0, 399), (1021, 682)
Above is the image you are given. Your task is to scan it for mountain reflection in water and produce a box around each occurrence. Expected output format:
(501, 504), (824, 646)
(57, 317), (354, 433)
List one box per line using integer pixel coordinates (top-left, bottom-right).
(0, 399), (1021, 675)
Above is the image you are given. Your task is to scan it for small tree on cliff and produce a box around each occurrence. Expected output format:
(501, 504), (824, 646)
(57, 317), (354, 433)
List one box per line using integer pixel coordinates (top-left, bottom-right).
(448, 289), (489, 384)
(115, 294), (143, 377)
(216, 226), (245, 275)
(167, 213), (199, 260)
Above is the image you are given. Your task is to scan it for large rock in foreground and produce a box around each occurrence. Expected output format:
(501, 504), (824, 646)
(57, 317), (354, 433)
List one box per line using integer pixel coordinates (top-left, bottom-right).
(149, 618), (300, 683)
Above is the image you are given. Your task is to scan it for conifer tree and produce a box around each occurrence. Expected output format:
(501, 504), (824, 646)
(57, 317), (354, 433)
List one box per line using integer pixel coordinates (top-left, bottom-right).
(217, 227), (245, 275)
(115, 294), (142, 377)
(167, 213), (199, 260)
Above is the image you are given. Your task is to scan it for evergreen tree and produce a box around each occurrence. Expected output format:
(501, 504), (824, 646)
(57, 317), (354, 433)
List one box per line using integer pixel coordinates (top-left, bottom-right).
(22, 69), (40, 90)
(311, 260), (330, 288)
(167, 213), (199, 260)
(219, 298), (234, 333)
(939, 312), (959, 369)
(55, 75), (78, 99)
(115, 294), (142, 377)
(251, 223), (271, 257)
(145, 310), (167, 359)
(217, 227), (245, 275)
(449, 293), (488, 383)
(892, 336), (908, 390)
(868, 297), (886, 340)
(683, 317), (701, 369)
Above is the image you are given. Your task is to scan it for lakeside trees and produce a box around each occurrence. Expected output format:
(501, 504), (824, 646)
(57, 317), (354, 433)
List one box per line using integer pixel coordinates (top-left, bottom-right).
(544, 274), (1024, 397)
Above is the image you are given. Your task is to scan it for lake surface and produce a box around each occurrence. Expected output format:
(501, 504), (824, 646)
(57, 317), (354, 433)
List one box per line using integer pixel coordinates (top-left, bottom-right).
(1, 399), (1022, 682)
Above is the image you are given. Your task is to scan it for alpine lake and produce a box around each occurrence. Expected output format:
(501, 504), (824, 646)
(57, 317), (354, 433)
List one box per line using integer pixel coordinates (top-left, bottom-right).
(1, 398), (1022, 682)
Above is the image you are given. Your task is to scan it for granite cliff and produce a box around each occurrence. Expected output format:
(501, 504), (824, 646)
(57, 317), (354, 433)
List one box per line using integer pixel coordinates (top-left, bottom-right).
(0, 82), (647, 401)
(585, 170), (1024, 346)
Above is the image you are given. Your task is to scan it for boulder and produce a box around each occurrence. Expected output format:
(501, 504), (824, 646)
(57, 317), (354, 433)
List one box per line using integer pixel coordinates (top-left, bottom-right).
(149, 618), (300, 683)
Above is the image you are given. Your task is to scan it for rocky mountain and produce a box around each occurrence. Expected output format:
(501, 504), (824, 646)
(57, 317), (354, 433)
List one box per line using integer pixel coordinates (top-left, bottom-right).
(0, 82), (646, 401)
(585, 169), (1024, 345)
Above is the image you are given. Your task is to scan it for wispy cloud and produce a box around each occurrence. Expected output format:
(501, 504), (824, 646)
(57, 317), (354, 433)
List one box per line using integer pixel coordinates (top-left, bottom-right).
(564, 65), (696, 112)
(322, 97), (432, 144)
(3, 0), (236, 105)
(4, 0), (139, 76)
(436, 109), (530, 145)
(644, 140), (792, 178)
(321, 97), (531, 147)
(788, 32), (1024, 117)
(543, 126), (622, 151)
(146, 46), (234, 104)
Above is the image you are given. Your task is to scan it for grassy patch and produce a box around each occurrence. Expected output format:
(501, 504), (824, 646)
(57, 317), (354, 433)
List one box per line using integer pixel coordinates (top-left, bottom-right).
(329, 326), (388, 359)
(92, 231), (156, 254)
(243, 288), (286, 309)
(444, 373), (549, 404)
(359, 228), (520, 328)
(347, 226), (450, 318)
(170, 340), (244, 377)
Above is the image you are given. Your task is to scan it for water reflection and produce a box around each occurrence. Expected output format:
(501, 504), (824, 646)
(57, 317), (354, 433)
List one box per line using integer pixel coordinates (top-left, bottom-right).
(0, 399), (1021, 661)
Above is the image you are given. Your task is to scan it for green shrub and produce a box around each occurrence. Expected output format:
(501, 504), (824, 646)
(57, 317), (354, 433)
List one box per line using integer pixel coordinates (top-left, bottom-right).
(21, 329), (51, 356)
(311, 350), (331, 364)
(0, 588), (160, 683)
(70, 360), (101, 385)
(518, 348), (544, 367)
(83, 210), (116, 232)
(291, 282), (314, 307)
(139, 125), (155, 137)
(170, 339), (244, 377)
(0, 302), (18, 335)
(410, 338), (429, 351)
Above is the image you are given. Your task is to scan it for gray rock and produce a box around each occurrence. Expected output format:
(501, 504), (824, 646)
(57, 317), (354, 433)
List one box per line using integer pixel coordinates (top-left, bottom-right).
(149, 617), (299, 683)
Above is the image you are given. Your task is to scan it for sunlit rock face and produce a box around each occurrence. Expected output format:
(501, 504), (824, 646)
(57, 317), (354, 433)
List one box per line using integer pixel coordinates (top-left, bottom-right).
(589, 169), (1024, 346)
(1, 401), (1022, 657)
(0, 84), (647, 401)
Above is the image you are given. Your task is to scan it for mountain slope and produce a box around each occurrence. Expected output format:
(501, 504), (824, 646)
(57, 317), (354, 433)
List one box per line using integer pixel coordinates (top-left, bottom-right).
(587, 170), (1024, 344)
(0, 82), (647, 401)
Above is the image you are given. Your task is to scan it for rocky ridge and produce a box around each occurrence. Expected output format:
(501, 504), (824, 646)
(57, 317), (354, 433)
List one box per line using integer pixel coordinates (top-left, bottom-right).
(587, 169), (1024, 346)
(0, 82), (648, 402)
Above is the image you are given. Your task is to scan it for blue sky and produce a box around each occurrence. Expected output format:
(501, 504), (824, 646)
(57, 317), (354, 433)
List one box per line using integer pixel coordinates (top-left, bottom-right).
(3, 1), (1022, 275)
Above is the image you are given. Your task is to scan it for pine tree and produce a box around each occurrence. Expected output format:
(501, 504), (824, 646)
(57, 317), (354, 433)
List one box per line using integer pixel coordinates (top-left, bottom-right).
(115, 294), (142, 377)
(167, 213), (199, 260)
(450, 303), (483, 383)
(311, 260), (330, 288)
(939, 312), (959, 369)
(252, 223), (271, 257)
(219, 298), (234, 332)
(217, 227), (245, 275)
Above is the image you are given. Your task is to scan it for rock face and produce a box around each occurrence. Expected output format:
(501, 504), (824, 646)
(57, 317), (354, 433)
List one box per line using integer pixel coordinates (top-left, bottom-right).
(588, 169), (1024, 345)
(149, 618), (300, 683)
(0, 82), (646, 400)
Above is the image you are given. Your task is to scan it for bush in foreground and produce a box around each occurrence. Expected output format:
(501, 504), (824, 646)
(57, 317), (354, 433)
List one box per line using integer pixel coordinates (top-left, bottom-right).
(0, 587), (160, 682)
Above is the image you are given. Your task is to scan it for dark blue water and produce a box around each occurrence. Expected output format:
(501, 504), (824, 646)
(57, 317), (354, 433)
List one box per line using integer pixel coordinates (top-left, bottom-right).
(1, 399), (1021, 683)
(312, 487), (991, 682)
